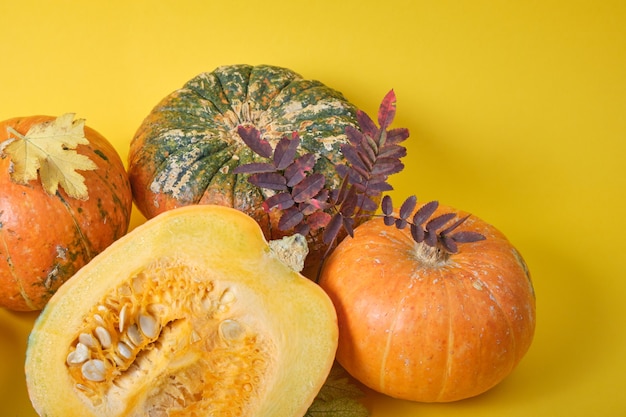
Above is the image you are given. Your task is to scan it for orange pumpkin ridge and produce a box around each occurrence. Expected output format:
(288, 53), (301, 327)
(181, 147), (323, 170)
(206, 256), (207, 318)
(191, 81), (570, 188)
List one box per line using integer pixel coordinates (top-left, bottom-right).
(0, 115), (133, 311)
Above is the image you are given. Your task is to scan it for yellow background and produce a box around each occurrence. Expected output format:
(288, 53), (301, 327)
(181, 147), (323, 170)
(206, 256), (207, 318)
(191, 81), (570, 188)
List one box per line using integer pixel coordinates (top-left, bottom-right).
(1, 0), (625, 415)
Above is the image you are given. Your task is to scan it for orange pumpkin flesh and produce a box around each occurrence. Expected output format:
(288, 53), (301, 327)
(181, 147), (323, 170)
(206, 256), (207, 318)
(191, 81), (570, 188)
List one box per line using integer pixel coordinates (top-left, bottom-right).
(0, 115), (133, 311)
(318, 202), (536, 402)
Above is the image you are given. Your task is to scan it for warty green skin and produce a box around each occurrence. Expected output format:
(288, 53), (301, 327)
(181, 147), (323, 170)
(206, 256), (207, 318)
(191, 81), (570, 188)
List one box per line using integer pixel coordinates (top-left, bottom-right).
(128, 64), (359, 224)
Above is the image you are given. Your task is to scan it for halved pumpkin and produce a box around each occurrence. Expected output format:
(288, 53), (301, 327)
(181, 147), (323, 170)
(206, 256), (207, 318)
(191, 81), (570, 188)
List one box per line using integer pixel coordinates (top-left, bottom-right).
(25, 205), (338, 417)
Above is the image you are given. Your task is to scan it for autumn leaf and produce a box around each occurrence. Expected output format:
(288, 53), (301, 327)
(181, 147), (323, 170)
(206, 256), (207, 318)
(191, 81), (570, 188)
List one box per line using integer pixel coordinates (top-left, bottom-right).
(0, 113), (97, 200)
(305, 363), (369, 417)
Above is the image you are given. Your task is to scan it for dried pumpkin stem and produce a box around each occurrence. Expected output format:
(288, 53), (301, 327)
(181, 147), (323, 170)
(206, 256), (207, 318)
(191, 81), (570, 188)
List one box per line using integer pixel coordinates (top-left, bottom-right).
(268, 234), (309, 273)
(413, 241), (450, 267)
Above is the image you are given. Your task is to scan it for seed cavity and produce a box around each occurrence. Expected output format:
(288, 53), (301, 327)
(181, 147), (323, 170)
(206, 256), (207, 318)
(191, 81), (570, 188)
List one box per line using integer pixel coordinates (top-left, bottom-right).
(65, 257), (274, 415)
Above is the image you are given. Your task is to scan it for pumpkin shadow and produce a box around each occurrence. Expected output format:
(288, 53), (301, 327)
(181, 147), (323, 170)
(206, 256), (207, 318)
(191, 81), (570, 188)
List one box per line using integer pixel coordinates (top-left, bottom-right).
(0, 310), (39, 415)
(448, 238), (609, 406)
(497, 239), (610, 401)
(363, 237), (610, 414)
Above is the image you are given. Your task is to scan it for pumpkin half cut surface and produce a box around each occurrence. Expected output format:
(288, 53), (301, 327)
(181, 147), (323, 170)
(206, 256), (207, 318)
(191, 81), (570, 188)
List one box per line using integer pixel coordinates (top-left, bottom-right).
(25, 205), (338, 417)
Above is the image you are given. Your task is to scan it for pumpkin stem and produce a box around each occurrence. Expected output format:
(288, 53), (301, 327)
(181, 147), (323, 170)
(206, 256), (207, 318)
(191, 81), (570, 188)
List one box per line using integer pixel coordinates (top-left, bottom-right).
(268, 234), (309, 273)
(413, 241), (450, 267)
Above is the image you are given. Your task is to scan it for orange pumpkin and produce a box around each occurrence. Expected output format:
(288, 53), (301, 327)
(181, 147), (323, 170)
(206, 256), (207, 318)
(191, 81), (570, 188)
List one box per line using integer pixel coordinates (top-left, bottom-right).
(0, 115), (133, 311)
(318, 202), (536, 402)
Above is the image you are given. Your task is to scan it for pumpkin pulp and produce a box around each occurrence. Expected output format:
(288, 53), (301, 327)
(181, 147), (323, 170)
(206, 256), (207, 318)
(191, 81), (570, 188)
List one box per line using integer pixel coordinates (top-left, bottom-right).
(26, 205), (338, 417)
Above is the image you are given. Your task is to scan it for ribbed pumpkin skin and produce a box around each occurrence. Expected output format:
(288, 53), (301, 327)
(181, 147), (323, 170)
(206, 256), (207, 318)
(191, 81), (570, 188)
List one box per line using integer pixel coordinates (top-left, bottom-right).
(128, 65), (359, 277)
(318, 203), (536, 402)
(0, 116), (133, 311)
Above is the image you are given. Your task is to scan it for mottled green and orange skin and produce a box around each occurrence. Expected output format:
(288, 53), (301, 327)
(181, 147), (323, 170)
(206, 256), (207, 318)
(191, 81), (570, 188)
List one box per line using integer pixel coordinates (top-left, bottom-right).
(128, 65), (361, 278)
(0, 116), (133, 311)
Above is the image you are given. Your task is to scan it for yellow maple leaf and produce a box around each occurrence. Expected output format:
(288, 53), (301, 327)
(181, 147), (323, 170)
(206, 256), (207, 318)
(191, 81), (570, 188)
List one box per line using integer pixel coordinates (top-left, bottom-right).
(0, 113), (98, 200)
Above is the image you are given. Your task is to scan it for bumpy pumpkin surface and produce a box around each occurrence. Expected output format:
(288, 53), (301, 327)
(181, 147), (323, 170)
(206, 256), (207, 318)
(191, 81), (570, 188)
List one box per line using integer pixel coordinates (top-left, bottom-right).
(25, 205), (338, 417)
(0, 115), (132, 311)
(127, 64), (360, 277)
(319, 203), (536, 402)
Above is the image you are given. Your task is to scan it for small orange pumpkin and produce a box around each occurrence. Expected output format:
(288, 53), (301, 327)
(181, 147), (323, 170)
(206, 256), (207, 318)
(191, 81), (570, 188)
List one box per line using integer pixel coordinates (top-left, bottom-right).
(318, 201), (536, 402)
(0, 115), (133, 311)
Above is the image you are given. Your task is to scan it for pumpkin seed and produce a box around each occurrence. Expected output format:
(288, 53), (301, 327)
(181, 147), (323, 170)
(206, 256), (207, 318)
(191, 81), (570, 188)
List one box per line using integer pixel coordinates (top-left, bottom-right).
(94, 326), (112, 349)
(78, 332), (97, 348)
(117, 282), (132, 297)
(219, 319), (245, 342)
(111, 352), (127, 367)
(127, 323), (143, 347)
(190, 330), (201, 344)
(66, 342), (90, 365)
(147, 303), (167, 317)
(131, 274), (145, 294)
(81, 359), (106, 382)
(117, 341), (133, 360)
(139, 314), (159, 339)
(220, 289), (235, 304)
(119, 304), (128, 333)
(93, 313), (106, 326)
(75, 383), (93, 394)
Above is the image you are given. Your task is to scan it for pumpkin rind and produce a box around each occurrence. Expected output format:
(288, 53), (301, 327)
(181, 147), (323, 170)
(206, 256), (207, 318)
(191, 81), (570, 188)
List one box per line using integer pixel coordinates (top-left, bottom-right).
(128, 64), (360, 277)
(25, 204), (338, 417)
(318, 203), (536, 402)
(0, 116), (133, 311)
